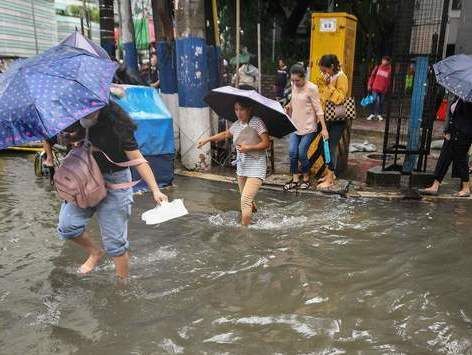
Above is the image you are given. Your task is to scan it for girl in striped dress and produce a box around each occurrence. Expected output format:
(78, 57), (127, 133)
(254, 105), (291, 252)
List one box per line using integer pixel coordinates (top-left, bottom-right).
(198, 99), (270, 225)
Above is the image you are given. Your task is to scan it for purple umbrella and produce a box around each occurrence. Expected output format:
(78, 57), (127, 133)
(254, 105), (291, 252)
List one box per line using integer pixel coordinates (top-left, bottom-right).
(0, 45), (117, 150)
(204, 86), (296, 138)
(60, 31), (110, 59)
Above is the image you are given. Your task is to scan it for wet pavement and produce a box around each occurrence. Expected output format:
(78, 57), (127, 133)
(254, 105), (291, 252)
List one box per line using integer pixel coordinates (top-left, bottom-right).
(2, 153), (472, 354)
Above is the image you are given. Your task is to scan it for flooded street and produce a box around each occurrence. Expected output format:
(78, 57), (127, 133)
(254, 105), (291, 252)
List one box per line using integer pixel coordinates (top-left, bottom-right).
(1, 153), (472, 354)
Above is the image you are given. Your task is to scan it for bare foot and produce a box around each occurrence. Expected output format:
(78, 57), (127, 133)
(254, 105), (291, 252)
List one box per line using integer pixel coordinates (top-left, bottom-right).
(454, 190), (471, 198)
(317, 180), (334, 189)
(77, 250), (104, 274)
(420, 186), (439, 194)
(317, 175), (327, 184)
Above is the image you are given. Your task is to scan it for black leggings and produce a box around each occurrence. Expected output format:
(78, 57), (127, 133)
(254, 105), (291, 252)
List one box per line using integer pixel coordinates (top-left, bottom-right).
(327, 121), (347, 172)
(434, 132), (472, 183)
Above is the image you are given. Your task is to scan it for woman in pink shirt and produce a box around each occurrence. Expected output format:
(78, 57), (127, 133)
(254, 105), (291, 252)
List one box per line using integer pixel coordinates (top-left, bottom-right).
(283, 64), (328, 190)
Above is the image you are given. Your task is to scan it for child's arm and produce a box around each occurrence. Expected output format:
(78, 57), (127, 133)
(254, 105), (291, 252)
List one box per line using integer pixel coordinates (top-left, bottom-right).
(197, 130), (231, 148)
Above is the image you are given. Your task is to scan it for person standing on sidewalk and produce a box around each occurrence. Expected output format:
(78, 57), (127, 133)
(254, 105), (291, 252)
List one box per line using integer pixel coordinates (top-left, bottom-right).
(275, 59), (288, 100)
(283, 64), (328, 191)
(316, 54), (349, 189)
(419, 98), (472, 197)
(367, 56), (392, 121)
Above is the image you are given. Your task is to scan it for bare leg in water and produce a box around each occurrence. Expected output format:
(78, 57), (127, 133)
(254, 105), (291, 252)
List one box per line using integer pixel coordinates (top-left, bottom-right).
(42, 140), (54, 167)
(71, 232), (104, 274)
(113, 253), (129, 279)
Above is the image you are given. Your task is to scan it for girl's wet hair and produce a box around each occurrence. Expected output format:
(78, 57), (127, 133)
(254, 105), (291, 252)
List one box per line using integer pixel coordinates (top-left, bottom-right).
(319, 54), (341, 73)
(234, 98), (253, 110)
(290, 63), (306, 77)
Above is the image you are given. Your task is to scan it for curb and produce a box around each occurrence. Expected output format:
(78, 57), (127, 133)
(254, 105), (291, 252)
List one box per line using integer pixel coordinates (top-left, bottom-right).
(174, 169), (472, 203)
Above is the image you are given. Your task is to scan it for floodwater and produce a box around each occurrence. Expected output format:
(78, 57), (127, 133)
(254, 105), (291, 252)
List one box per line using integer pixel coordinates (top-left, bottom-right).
(1, 153), (472, 355)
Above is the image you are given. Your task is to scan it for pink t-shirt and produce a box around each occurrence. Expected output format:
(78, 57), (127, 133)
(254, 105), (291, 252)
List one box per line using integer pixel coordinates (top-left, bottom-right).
(290, 81), (324, 135)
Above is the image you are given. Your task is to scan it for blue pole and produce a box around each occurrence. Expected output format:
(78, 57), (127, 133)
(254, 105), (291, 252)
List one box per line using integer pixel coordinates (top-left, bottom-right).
(156, 41), (178, 94)
(175, 36), (209, 108)
(119, 0), (138, 71)
(403, 56), (429, 173)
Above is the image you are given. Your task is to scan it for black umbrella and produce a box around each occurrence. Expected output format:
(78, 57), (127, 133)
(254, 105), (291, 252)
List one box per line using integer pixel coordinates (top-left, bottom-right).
(204, 86), (295, 138)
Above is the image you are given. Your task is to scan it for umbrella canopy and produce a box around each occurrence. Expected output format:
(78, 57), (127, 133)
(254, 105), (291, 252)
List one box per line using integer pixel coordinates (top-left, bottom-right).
(204, 86), (295, 138)
(0, 45), (117, 150)
(60, 31), (110, 59)
(433, 54), (472, 102)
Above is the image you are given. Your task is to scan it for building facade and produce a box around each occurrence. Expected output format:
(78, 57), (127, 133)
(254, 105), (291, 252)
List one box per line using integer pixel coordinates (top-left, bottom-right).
(0, 0), (101, 60)
(0, 0), (57, 58)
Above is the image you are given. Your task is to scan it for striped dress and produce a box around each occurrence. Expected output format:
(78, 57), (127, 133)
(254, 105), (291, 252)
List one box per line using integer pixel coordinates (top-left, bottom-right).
(229, 117), (268, 180)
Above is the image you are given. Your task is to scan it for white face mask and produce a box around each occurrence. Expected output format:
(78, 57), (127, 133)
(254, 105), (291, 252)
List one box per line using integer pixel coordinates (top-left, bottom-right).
(79, 113), (99, 128)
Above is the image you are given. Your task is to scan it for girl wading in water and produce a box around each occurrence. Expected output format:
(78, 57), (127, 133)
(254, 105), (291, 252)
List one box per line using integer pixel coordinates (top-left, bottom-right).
(57, 102), (168, 279)
(198, 99), (270, 225)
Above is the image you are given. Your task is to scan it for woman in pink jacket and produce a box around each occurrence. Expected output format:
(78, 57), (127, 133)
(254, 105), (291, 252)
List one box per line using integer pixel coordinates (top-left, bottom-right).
(367, 56), (392, 121)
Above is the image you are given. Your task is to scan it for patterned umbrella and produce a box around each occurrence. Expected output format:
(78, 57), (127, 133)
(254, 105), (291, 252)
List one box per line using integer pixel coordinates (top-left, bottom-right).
(60, 31), (110, 59)
(0, 45), (117, 150)
(204, 86), (295, 138)
(433, 54), (472, 102)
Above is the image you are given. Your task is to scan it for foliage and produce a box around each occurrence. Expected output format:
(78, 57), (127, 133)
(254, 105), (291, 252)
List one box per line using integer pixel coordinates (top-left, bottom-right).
(65, 4), (99, 23)
(217, 0), (398, 74)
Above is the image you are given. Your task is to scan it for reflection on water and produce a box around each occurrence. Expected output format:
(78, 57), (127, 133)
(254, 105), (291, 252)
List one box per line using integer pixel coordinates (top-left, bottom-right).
(1, 154), (472, 354)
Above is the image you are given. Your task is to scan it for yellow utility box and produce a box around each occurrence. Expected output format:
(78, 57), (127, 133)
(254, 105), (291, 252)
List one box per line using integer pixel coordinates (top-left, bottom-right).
(309, 12), (357, 95)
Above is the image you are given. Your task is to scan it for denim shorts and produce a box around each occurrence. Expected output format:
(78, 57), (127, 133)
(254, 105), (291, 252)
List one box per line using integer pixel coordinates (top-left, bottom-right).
(57, 168), (134, 257)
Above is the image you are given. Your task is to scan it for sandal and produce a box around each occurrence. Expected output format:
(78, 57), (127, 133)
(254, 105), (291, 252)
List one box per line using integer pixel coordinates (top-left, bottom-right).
(283, 180), (299, 191)
(454, 191), (471, 198)
(298, 181), (311, 190)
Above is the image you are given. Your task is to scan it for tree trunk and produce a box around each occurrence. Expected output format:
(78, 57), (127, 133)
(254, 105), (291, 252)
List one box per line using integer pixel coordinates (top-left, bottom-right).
(174, 0), (211, 170)
(99, 0), (115, 57)
(175, 0), (206, 38)
(151, 0), (174, 41)
(119, 0), (138, 71)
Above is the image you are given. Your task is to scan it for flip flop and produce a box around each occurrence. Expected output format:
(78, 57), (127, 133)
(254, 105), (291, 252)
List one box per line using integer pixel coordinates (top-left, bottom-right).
(283, 180), (299, 191)
(418, 188), (439, 196)
(454, 192), (471, 198)
(298, 181), (311, 190)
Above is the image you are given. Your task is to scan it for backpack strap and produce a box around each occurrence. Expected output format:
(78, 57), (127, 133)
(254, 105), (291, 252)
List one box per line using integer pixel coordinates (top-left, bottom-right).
(91, 146), (148, 190)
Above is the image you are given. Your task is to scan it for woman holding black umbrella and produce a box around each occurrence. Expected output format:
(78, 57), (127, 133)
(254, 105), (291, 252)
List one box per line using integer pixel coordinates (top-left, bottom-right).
(197, 98), (270, 225)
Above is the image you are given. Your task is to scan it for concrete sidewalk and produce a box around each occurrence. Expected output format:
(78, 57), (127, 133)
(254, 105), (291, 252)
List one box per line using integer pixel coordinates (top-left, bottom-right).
(175, 117), (471, 201)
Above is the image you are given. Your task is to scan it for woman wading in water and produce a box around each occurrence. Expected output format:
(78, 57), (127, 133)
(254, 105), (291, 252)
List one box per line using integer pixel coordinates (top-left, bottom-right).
(57, 102), (168, 279)
(198, 99), (270, 225)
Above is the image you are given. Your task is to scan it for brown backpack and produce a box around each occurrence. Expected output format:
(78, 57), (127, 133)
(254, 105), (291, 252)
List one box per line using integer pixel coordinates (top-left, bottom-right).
(54, 129), (146, 209)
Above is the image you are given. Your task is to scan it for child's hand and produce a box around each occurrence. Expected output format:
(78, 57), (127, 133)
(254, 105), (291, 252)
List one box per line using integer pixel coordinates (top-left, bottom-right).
(197, 139), (207, 149)
(237, 144), (251, 153)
